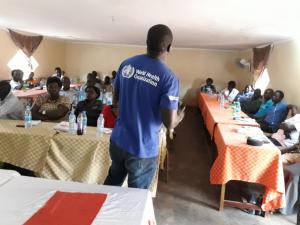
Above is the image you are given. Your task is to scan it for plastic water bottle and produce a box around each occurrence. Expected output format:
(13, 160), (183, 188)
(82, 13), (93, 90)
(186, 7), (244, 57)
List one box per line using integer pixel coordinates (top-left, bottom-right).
(233, 101), (241, 120)
(77, 113), (84, 135)
(97, 114), (105, 136)
(102, 94), (107, 105)
(219, 94), (225, 109)
(82, 111), (88, 134)
(68, 109), (76, 134)
(207, 86), (212, 96)
(24, 105), (32, 128)
(106, 92), (113, 105)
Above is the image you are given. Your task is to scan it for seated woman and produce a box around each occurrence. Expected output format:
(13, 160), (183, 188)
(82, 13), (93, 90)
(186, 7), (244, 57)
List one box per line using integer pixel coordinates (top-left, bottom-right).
(31, 77), (71, 122)
(0, 81), (24, 119)
(200, 78), (216, 94)
(238, 84), (254, 102)
(75, 86), (102, 127)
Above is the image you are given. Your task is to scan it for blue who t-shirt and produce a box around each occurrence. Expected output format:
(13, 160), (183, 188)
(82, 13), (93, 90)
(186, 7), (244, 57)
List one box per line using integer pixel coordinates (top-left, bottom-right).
(111, 54), (179, 158)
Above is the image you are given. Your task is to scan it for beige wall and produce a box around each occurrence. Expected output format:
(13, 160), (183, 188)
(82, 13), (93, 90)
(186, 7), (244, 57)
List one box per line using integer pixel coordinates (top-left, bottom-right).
(65, 42), (250, 105)
(0, 28), (252, 106)
(267, 40), (300, 106)
(0, 29), (65, 80)
(235, 40), (300, 107)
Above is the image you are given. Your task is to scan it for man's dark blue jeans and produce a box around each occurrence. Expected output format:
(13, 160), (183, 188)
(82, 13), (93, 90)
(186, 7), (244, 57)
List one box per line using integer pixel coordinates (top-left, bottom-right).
(104, 141), (158, 189)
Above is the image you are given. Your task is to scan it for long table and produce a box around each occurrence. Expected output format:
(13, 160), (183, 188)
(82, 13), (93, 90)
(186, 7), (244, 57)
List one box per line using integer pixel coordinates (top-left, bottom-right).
(199, 93), (259, 137)
(0, 120), (110, 183)
(0, 120), (165, 195)
(198, 93), (285, 211)
(0, 169), (156, 225)
(13, 89), (48, 99)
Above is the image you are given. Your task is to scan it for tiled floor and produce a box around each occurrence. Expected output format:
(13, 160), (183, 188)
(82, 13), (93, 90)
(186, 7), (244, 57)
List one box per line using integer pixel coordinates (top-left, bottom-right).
(153, 107), (296, 225)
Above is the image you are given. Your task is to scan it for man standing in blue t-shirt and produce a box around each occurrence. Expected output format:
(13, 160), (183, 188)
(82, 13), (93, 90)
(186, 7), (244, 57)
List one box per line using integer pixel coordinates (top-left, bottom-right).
(104, 24), (185, 189)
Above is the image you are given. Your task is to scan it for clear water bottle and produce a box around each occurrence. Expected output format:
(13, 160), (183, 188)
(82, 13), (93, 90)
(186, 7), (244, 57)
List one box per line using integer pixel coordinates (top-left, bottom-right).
(233, 101), (241, 120)
(82, 111), (88, 134)
(219, 94), (225, 109)
(102, 93), (107, 105)
(77, 113), (84, 135)
(106, 92), (113, 105)
(68, 109), (76, 134)
(206, 86), (212, 95)
(24, 105), (32, 128)
(97, 113), (105, 136)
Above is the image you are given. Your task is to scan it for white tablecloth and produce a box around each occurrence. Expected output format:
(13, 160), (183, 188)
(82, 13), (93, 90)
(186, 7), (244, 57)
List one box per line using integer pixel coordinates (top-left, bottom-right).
(0, 170), (156, 225)
(0, 169), (20, 186)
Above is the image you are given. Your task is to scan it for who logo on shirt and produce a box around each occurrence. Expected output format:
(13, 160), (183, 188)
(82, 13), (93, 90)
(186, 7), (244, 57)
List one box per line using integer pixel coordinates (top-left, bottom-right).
(122, 64), (135, 79)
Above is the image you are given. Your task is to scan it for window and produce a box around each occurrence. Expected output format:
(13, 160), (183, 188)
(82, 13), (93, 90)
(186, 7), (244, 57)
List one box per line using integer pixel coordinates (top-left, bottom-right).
(254, 69), (270, 92)
(7, 50), (39, 80)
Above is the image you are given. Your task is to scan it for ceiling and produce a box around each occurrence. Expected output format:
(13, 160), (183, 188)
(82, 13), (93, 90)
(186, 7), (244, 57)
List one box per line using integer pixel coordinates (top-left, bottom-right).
(0, 0), (300, 50)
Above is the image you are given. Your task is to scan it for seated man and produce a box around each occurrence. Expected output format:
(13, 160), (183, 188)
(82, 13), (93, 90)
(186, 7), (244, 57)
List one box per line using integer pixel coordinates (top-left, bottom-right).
(26, 72), (39, 88)
(0, 81), (24, 119)
(10, 69), (24, 90)
(200, 78), (216, 94)
(222, 80), (239, 102)
(250, 88), (274, 119)
(75, 86), (102, 127)
(60, 76), (77, 105)
(80, 73), (102, 92)
(258, 90), (288, 133)
(31, 77), (71, 122)
(269, 114), (300, 153)
(52, 67), (63, 79)
(241, 89), (262, 115)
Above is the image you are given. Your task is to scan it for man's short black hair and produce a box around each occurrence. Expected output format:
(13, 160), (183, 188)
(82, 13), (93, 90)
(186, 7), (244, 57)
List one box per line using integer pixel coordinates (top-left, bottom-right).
(112, 70), (117, 78)
(55, 67), (61, 72)
(47, 76), (62, 88)
(265, 88), (274, 94)
(228, 80), (236, 88)
(206, 78), (213, 83)
(275, 90), (284, 99)
(0, 81), (11, 100)
(146, 24), (173, 58)
(85, 85), (100, 98)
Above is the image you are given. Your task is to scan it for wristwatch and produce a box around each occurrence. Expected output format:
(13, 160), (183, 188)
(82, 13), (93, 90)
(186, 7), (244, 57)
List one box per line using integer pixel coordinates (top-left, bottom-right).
(42, 110), (46, 115)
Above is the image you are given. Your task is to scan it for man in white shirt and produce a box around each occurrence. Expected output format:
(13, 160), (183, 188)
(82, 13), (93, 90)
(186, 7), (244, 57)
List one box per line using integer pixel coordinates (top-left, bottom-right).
(9, 69), (24, 90)
(222, 80), (239, 102)
(52, 67), (63, 79)
(60, 77), (77, 105)
(0, 81), (24, 119)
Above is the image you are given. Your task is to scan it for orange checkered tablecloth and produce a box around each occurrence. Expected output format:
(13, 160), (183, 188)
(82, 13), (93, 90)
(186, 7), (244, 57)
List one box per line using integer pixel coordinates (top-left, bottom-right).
(198, 93), (259, 137)
(211, 124), (285, 211)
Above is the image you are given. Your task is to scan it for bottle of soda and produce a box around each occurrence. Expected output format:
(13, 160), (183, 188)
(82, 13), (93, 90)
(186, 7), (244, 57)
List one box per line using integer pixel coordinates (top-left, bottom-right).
(82, 111), (87, 134)
(77, 113), (84, 135)
(24, 105), (32, 128)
